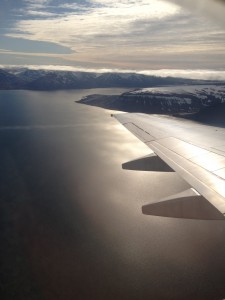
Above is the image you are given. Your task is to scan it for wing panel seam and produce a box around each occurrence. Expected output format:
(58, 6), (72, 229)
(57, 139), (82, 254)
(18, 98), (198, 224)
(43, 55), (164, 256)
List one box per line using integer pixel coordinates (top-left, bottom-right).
(149, 141), (225, 213)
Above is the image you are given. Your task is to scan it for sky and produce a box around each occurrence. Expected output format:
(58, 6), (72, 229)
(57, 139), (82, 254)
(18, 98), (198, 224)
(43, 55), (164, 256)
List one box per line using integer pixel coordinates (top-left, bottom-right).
(0, 0), (225, 75)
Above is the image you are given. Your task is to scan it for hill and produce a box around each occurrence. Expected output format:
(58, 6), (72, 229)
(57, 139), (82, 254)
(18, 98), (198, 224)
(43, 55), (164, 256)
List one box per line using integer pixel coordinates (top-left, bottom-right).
(0, 67), (224, 90)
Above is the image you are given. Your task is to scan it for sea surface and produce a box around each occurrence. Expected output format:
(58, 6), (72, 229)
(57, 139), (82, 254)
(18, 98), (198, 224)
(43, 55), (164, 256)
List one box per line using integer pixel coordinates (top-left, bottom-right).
(0, 89), (225, 300)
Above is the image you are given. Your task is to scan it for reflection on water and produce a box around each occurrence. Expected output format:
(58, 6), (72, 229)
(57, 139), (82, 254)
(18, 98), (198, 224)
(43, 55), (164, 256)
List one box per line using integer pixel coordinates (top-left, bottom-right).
(0, 89), (225, 300)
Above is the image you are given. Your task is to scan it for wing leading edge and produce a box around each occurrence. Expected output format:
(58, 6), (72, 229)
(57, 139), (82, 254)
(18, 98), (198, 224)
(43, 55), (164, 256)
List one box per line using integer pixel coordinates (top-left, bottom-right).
(114, 113), (225, 220)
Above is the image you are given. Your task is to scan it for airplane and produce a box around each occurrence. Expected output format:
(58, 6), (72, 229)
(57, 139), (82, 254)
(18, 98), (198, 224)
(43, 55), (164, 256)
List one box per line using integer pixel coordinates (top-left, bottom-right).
(113, 112), (225, 220)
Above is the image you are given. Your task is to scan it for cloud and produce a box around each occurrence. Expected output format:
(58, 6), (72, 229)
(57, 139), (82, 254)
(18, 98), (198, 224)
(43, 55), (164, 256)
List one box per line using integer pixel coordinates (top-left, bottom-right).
(1, 0), (225, 70)
(22, 0), (49, 9)
(2, 64), (225, 80)
(166, 0), (225, 27)
(6, 0), (180, 47)
(26, 10), (57, 17)
(0, 50), (63, 57)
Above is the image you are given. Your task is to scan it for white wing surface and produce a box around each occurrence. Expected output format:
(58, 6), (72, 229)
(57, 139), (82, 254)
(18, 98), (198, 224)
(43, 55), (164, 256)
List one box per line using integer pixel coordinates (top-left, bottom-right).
(114, 113), (225, 220)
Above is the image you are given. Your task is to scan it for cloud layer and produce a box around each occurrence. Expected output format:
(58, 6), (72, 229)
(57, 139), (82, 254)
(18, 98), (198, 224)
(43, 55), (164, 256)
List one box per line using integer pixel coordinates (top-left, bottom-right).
(167, 0), (225, 26)
(1, 0), (225, 70)
(2, 64), (225, 80)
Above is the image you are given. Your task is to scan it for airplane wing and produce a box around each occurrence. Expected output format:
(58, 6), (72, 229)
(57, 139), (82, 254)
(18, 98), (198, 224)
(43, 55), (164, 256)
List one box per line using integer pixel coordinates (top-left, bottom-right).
(114, 113), (225, 220)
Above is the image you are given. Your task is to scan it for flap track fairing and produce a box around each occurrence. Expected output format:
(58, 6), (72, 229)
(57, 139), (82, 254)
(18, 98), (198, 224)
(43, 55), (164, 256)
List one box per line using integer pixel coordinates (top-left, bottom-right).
(142, 188), (225, 220)
(122, 153), (174, 172)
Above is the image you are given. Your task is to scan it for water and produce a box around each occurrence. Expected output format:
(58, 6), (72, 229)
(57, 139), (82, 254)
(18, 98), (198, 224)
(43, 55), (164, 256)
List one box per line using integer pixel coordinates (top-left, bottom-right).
(0, 89), (225, 300)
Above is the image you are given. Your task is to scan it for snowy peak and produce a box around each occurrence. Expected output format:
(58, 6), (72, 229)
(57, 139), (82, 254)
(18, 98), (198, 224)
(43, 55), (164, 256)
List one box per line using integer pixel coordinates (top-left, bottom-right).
(78, 85), (225, 115)
(124, 85), (225, 107)
(0, 69), (27, 89)
(0, 67), (224, 90)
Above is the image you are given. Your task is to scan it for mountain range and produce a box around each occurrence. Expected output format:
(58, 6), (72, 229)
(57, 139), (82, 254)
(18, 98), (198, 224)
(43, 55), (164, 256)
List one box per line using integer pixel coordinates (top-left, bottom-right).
(0, 67), (224, 90)
(78, 85), (225, 116)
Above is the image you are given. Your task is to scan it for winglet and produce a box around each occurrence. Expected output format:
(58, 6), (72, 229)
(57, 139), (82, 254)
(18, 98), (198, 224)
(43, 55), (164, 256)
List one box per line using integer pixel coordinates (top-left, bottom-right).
(142, 188), (225, 220)
(122, 153), (173, 172)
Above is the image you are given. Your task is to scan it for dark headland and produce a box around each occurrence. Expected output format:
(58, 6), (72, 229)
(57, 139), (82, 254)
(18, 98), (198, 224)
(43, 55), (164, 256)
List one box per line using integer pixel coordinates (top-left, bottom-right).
(77, 85), (225, 125)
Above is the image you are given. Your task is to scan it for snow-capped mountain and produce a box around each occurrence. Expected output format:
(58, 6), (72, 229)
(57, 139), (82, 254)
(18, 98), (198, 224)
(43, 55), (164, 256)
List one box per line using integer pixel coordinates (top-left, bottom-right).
(121, 85), (225, 112)
(0, 69), (27, 89)
(78, 85), (225, 115)
(0, 67), (224, 90)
